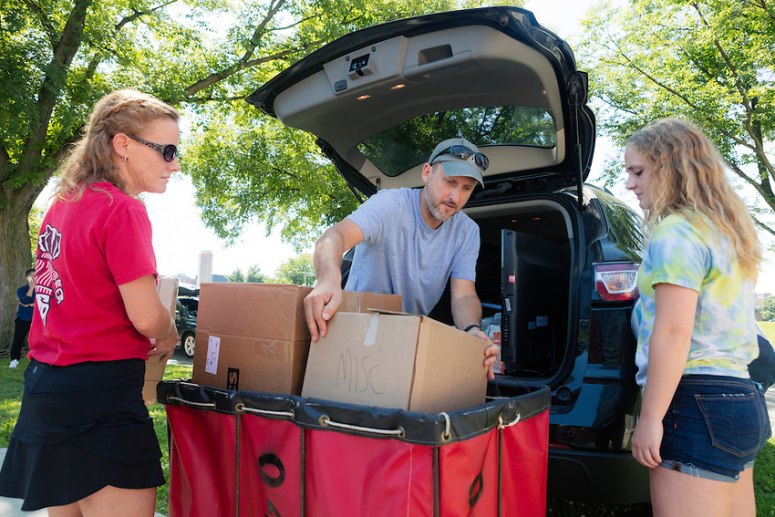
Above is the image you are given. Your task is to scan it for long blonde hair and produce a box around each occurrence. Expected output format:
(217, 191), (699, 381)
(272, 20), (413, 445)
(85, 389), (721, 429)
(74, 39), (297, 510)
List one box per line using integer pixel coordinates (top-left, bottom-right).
(627, 118), (761, 279)
(55, 89), (179, 199)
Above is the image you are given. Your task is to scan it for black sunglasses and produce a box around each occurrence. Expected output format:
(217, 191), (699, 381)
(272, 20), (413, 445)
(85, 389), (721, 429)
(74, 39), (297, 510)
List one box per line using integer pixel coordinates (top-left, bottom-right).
(430, 145), (489, 171)
(128, 135), (179, 162)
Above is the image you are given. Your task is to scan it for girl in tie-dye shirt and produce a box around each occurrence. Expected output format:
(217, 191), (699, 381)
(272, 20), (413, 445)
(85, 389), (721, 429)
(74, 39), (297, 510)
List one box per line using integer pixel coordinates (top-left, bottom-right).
(625, 119), (769, 516)
(634, 211), (759, 387)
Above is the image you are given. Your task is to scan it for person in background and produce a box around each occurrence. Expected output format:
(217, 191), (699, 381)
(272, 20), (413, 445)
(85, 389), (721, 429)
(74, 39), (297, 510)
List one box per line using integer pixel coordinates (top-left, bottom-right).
(8, 268), (35, 368)
(303, 137), (498, 378)
(625, 118), (770, 516)
(0, 89), (180, 517)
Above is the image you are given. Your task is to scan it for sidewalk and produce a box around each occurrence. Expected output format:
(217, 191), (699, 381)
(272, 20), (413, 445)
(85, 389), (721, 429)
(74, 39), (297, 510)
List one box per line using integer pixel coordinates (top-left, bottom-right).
(0, 448), (165, 517)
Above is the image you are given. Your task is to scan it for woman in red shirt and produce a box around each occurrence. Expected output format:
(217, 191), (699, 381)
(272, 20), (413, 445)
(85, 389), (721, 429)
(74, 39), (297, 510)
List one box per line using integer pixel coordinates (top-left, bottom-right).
(0, 89), (181, 516)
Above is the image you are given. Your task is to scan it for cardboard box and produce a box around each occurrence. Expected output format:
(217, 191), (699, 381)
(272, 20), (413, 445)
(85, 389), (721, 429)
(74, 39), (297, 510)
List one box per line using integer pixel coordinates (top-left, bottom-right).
(143, 276), (179, 405)
(192, 283), (402, 394)
(301, 311), (488, 412)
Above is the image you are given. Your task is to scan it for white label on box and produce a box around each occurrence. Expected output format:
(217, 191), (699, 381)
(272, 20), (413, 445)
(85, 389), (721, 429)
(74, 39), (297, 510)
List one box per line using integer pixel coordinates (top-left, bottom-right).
(205, 335), (221, 374)
(363, 314), (380, 347)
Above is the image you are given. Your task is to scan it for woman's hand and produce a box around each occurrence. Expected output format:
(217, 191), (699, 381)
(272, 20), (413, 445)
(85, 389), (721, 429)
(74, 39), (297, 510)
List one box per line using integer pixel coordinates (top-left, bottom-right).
(148, 319), (178, 361)
(119, 275), (180, 361)
(632, 415), (663, 468)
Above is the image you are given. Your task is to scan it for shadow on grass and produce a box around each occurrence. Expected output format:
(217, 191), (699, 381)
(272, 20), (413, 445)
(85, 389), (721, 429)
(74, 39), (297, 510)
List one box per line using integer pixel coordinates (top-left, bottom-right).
(547, 499), (652, 516)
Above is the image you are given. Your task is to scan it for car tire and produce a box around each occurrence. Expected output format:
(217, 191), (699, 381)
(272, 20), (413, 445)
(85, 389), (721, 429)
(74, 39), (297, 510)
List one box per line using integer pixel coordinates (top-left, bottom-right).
(182, 332), (196, 358)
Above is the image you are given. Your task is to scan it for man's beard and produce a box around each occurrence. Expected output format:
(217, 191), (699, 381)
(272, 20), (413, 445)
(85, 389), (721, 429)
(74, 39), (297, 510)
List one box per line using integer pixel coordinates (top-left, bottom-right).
(423, 188), (456, 223)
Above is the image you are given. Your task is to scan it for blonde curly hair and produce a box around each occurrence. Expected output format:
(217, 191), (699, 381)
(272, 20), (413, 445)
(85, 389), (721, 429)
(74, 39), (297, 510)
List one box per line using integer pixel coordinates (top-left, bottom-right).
(54, 89), (179, 200)
(627, 118), (761, 279)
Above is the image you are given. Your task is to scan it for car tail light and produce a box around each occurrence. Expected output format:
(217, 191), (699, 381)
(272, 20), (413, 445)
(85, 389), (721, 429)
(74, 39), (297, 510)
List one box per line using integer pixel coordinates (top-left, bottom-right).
(594, 263), (639, 301)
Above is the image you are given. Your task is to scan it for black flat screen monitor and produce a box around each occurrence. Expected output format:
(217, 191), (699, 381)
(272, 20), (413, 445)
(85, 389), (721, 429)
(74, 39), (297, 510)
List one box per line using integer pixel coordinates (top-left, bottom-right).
(500, 229), (568, 375)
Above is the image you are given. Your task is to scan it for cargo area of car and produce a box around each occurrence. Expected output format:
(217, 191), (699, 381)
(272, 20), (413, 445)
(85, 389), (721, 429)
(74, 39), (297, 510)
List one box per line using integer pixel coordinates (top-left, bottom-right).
(471, 198), (573, 380)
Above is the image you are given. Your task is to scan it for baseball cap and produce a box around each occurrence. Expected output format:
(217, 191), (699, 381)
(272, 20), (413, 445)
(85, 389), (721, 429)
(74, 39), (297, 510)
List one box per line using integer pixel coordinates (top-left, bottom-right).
(427, 137), (488, 187)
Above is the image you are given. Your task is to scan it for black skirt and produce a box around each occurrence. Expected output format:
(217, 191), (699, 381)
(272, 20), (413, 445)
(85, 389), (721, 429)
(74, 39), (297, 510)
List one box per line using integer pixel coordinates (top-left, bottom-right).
(0, 359), (164, 511)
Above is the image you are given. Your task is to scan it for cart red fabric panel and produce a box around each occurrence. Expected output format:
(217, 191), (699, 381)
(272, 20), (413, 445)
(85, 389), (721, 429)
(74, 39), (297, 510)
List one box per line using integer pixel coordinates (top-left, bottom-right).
(166, 404), (237, 517)
(438, 430), (499, 516)
(159, 381), (550, 517)
(239, 414), (303, 516)
(303, 428), (435, 516)
(500, 409), (550, 516)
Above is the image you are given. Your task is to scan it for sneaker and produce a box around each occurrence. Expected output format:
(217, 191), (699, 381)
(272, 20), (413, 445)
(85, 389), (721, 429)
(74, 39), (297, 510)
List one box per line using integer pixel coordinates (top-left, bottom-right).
(9, 359), (19, 368)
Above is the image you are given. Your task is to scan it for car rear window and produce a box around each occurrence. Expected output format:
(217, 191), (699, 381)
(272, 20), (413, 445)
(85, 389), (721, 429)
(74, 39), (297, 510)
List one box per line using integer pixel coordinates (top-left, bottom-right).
(357, 105), (556, 177)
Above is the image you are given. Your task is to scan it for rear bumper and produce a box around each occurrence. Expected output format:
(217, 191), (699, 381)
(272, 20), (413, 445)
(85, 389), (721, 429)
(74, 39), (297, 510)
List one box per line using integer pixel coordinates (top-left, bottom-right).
(547, 448), (650, 504)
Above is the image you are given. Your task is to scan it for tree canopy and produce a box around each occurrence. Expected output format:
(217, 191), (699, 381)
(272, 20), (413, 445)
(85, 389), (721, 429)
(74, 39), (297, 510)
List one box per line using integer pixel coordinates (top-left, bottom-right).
(0, 0), (489, 346)
(762, 296), (775, 321)
(227, 268), (244, 283)
(275, 253), (315, 286)
(228, 264), (266, 283)
(578, 0), (774, 241)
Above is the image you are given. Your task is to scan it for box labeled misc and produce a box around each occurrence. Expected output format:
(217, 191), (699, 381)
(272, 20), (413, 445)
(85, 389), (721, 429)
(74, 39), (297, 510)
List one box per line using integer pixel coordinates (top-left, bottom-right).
(192, 283), (402, 395)
(302, 311), (488, 412)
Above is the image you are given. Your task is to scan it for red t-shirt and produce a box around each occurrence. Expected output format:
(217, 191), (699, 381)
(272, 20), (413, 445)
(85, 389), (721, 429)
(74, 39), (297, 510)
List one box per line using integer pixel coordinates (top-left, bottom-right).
(29, 182), (158, 366)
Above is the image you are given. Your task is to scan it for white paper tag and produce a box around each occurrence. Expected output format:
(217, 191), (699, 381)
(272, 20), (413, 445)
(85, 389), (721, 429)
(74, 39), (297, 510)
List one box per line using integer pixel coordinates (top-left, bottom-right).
(363, 313), (380, 347)
(205, 335), (221, 375)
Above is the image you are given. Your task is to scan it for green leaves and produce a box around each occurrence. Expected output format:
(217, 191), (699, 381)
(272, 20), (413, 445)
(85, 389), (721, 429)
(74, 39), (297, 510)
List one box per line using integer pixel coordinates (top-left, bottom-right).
(578, 0), (774, 239)
(275, 253), (315, 286)
(2, 0), (501, 243)
(185, 101), (357, 249)
(762, 296), (775, 322)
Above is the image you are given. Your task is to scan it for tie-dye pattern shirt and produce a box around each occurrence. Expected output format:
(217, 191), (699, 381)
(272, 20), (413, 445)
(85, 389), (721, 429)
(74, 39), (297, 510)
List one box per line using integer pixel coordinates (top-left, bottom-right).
(633, 211), (758, 387)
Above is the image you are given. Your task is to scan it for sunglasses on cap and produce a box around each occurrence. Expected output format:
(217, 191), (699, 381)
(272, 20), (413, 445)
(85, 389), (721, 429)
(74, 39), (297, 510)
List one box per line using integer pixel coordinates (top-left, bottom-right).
(429, 145), (489, 171)
(128, 135), (179, 162)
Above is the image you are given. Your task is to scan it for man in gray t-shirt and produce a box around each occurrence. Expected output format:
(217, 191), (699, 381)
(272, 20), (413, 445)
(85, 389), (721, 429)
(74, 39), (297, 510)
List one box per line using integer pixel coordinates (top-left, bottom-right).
(303, 137), (498, 379)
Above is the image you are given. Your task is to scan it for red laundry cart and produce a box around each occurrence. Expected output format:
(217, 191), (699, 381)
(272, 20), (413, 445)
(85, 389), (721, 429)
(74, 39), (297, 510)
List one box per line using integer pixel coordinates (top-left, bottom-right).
(158, 381), (550, 516)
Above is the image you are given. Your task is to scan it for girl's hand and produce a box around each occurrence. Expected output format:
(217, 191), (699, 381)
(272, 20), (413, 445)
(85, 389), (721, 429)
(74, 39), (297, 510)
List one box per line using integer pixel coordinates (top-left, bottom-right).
(632, 415), (663, 468)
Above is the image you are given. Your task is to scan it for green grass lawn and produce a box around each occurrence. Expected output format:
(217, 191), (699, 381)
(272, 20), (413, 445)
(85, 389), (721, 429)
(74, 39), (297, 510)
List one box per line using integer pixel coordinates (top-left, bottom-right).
(0, 358), (191, 515)
(760, 321), (775, 344)
(1, 356), (774, 515)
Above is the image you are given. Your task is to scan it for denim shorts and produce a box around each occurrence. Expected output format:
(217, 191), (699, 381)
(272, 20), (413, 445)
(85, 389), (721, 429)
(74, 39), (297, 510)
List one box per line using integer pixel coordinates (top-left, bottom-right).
(660, 375), (771, 482)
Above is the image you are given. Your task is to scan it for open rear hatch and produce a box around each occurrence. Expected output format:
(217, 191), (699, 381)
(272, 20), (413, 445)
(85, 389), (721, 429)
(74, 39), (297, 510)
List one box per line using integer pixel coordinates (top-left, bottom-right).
(247, 6), (595, 206)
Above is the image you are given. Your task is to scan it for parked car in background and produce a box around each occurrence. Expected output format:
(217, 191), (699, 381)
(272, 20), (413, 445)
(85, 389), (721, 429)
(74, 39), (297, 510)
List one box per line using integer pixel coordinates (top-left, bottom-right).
(177, 296), (199, 316)
(175, 297), (198, 358)
(249, 6), (648, 503)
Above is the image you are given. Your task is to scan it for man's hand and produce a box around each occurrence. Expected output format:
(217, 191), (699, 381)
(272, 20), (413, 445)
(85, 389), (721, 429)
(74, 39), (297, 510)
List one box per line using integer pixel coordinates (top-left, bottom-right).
(483, 343), (500, 380)
(467, 326), (498, 380)
(305, 220), (364, 341)
(304, 282), (343, 342)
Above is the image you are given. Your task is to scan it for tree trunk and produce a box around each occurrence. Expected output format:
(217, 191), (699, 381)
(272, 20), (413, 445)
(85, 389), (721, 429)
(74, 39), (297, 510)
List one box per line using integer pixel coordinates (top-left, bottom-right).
(1, 185), (43, 355)
(0, 0), (91, 355)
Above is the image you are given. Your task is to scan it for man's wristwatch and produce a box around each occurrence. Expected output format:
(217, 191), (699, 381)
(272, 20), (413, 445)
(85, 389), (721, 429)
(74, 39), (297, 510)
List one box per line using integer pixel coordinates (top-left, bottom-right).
(463, 324), (482, 333)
